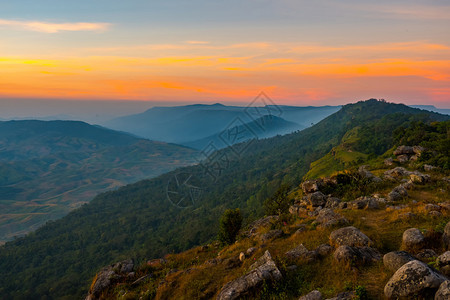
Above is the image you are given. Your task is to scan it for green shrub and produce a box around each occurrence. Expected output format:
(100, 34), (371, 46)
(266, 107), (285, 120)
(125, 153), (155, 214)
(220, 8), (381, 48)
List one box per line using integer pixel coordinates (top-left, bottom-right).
(217, 208), (242, 245)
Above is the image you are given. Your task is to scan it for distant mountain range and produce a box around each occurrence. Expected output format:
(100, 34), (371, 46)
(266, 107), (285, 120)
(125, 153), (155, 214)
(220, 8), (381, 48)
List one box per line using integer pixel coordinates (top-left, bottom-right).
(103, 103), (341, 145)
(183, 115), (302, 150)
(409, 105), (450, 115)
(0, 120), (198, 242)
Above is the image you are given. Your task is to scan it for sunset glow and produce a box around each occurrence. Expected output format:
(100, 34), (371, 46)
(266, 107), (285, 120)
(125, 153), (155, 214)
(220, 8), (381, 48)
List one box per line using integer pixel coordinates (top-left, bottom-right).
(1, 1), (449, 106)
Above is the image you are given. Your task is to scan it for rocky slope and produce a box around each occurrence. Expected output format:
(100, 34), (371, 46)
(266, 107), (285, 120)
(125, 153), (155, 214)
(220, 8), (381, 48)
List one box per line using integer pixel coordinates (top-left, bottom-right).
(86, 143), (450, 299)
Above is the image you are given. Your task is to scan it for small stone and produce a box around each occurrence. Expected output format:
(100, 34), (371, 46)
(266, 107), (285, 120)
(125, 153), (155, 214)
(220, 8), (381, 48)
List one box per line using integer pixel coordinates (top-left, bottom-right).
(246, 247), (257, 256)
(316, 244), (333, 257)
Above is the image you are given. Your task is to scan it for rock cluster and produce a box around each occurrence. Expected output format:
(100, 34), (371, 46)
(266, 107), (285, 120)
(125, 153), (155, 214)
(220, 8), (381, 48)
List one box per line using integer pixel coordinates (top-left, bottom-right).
(392, 145), (424, 163)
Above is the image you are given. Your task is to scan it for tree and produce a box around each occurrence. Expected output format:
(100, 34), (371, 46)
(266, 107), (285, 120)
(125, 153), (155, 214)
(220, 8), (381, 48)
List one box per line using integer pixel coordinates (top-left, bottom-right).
(217, 208), (242, 245)
(264, 184), (291, 216)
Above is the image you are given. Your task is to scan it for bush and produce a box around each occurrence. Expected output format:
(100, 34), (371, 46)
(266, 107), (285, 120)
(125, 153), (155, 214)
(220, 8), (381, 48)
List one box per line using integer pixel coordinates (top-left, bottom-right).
(264, 184), (291, 216)
(217, 209), (242, 245)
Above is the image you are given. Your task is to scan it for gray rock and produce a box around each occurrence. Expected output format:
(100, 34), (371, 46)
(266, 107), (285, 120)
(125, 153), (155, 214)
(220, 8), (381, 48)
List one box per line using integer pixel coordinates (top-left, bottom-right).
(247, 216), (279, 236)
(384, 158), (394, 166)
(315, 208), (348, 228)
(285, 244), (318, 262)
(246, 247), (257, 256)
(384, 167), (411, 178)
(435, 280), (450, 300)
(316, 244), (333, 257)
(326, 291), (356, 300)
(402, 228), (425, 251)
(333, 245), (381, 266)
(86, 259), (134, 299)
(394, 146), (415, 156)
(444, 222), (450, 250)
(325, 197), (342, 209)
(260, 229), (283, 242)
(416, 249), (437, 261)
(387, 191), (402, 202)
(384, 260), (447, 299)
(410, 173), (431, 184)
(302, 180), (320, 194)
(330, 226), (372, 248)
(424, 164), (436, 171)
(429, 210), (443, 218)
(437, 251), (450, 276)
(307, 191), (327, 207)
(393, 185), (408, 197)
(217, 251), (282, 300)
(397, 154), (409, 163)
(383, 251), (416, 272)
(299, 290), (323, 300)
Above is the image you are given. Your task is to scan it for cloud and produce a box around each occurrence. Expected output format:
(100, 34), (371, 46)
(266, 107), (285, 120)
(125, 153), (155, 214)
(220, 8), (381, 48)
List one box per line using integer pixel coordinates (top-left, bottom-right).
(0, 19), (110, 33)
(185, 41), (210, 45)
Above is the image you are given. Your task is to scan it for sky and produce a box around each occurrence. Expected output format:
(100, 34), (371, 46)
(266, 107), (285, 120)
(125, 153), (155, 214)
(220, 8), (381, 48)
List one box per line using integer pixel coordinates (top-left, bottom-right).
(1, 0), (450, 109)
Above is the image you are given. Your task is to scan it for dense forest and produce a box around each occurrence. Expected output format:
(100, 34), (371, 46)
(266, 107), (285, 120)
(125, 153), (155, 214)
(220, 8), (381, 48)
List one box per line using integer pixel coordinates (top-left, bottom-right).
(0, 100), (448, 299)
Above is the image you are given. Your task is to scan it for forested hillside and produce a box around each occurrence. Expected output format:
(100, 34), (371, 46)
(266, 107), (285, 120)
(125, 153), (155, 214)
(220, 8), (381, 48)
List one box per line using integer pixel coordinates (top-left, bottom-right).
(0, 100), (448, 299)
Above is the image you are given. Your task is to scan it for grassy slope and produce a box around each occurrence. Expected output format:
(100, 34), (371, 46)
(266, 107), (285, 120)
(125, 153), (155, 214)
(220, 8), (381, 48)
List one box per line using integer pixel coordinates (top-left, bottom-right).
(0, 100), (448, 299)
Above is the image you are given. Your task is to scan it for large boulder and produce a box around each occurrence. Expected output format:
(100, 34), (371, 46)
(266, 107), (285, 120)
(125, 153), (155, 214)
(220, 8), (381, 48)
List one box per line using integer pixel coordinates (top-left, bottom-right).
(402, 228), (425, 252)
(330, 226), (372, 248)
(435, 280), (450, 300)
(307, 191), (327, 207)
(285, 244), (318, 262)
(315, 209), (348, 228)
(302, 180), (321, 194)
(383, 251), (417, 272)
(384, 260), (447, 299)
(298, 290), (322, 300)
(85, 259), (134, 300)
(334, 245), (381, 266)
(217, 251), (282, 300)
(437, 251), (450, 276)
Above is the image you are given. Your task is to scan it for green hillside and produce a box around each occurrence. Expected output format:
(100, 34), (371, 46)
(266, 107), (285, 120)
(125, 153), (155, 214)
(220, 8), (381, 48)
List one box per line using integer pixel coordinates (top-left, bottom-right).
(0, 121), (199, 243)
(0, 100), (448, 299)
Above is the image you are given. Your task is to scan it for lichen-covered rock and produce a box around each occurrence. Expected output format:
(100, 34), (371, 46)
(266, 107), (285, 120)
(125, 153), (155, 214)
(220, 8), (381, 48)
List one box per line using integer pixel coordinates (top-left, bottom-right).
(325, 197), (342, 209)
(285, 244), (318, 262)
(85, 259), (134, 300)
(316, 244), (333, 257)
(384, 260), (447, 299)
(387, 191), (402, 202)
(315, 208), (348, 228)
(437, 251), (450, 276)
(410, 173), (431, 184)
(397, 154), (409, 163)
(307, 191), (327, 207)
(299, 290), (323, 300)
(416, 249), (438, 261)
(330, 226), (372, 248)
(333, 245), (381, 266)
(383, 251), (416, 272)
(425, 203), (441, 212)
(435, 280), (450, 300)
(217, 251), (282, 300)
(402, 228), (425, 252)
(302, 180), (321, 194)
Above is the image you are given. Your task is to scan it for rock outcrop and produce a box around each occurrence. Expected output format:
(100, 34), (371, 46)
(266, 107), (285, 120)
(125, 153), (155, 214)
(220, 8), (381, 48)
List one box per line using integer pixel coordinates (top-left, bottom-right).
(85, 259), (134, 300)
(217, 251), (282, 300)
(285, 244), (318, 262)
(333, 245), (381, 266)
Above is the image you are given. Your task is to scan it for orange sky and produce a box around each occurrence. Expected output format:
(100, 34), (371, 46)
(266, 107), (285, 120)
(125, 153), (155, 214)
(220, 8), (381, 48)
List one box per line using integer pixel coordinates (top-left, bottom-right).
(1, 1), (450, 107)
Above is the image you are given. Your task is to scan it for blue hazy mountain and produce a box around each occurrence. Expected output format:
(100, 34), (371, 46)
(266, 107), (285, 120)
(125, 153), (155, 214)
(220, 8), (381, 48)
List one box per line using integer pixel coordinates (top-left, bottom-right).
(104, 103), (340, 143)
(410, 105), (450, 115)
(182, 115), (303, 150)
